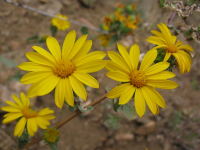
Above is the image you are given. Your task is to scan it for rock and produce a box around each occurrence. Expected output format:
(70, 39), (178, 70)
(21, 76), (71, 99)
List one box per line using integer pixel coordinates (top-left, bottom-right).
(135, 121), (156, 135)
(115, 133), (134, 141)
(136, 115), (151, 124)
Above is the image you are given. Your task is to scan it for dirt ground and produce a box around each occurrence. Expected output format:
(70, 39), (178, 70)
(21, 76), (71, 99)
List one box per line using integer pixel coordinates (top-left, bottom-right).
(0, 0), (200, 150)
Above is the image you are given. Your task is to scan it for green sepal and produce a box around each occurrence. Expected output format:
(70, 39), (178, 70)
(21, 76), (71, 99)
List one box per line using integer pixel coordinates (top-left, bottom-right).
(50, 25), (58, 37)
(18, 129), (30, 149)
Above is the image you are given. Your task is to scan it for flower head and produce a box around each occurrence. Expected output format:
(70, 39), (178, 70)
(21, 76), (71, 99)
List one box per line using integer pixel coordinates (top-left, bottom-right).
(1, 92), (55, 137)
(115, 10), (126, 22)
(104, 16), (114, 27)
(51, 14), (70, 31)
(146, 23), (194, 74)
(98, 34), (111, 47)
(18, 30), (106, 109)
(125, 16), (137, 30)
(105, 44), (178, 117)
(44, 128), (60, 143)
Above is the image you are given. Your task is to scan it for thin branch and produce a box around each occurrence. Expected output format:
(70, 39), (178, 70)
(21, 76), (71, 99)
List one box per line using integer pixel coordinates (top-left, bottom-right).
(21, 93), (108, 149)
(2, 0), (108, 34)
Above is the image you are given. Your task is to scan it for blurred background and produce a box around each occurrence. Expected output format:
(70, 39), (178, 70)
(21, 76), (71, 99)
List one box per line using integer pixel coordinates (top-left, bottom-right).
(0, 0), (200, 150)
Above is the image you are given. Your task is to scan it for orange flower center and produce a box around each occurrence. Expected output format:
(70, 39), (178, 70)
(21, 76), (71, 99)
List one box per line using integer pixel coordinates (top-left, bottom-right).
(167, 44), (177, 53)
(130, 70), (146, 88)
(22, 107), (38, 118)
(53, 60), (75, 78)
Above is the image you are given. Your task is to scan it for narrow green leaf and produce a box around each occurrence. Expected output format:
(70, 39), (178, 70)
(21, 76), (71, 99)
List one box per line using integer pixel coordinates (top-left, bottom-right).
(81, 27), (89, 35)
(51, 25), (57, 37)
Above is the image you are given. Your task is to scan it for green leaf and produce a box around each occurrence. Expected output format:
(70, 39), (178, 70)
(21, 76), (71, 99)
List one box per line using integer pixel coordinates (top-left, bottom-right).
(18, 129), (29, 149)
(26, 35), (39, 43)
(69, 105), (75, 112)
(0, 56), (17, 67)
(104, 114), (121, 129)
(77, 105), (93, 112)
(159, 0), (165, 8)
(118, 104), (137, 120)
(109, 35), (118, 46)
(81, 27), (89, 35)
(51, 25), (57, 37)
(113, 99), (120, 112)
(186, 0), (197, 6)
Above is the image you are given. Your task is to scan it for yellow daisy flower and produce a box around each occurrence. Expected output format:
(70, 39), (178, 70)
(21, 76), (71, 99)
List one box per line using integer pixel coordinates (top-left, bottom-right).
(115, 10), (126, 22)
(51, 14), (70, 31)
(98, 34), (111, 47)
(146, 23), (194, 74)
(104, 16), (114, 27)
(125, 16), (137, 30)
(105, 44), (178, 117)
(18, 30), (106, 109)
(1, 92), (55, 137)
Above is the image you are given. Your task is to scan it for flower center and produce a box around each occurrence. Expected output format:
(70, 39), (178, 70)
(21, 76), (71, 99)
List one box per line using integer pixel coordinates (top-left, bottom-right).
(45, 128), (60, 143)
(22, 107), (38, 118)
(53, 60), (75, 78)
(130, 70), (146, 88)
(167, 44), (177, 53)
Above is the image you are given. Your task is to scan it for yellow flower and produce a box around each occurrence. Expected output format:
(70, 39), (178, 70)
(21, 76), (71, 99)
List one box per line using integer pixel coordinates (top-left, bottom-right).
(105, 44), (178, 117)
(98, 34), (111, 47)
(44, 128), (60, 143)
(115, 10), (126, 22)
(125, 16), (137, 30)
(146, 23), (194, 74)
(51, 14), (70, 31)
(18, 30), (106, 109)
(1, 92), (55, 137)
(104, 16), (114, 27)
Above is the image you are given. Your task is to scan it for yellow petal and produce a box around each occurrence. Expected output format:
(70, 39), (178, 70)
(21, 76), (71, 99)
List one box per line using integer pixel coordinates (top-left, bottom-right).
(2, 113), (23, 124)
(146, 71), (176, 80)
(69, 75), (87, 100)
(177, 50), (192, 64)
(141, 87), (157, 115)
(143, 86), (166, 108)
(73, 71), (99, 88)
(68, 34), (88, 60)
(41, 115), (55, 120)
(76, 60), (106, 73)
(75, 51), (106, 66)
(172, 36), (177, 45)
(12, 94), (24, 108)
(46, 36), (61, 61)
(20, 92), (27, 107)
(1, 106), (21, 112)
(36, 117), (50, 126)
(146, 36), (165, 45)
(139, 50), (157, 72)
(106, 71), (130, 82)
(172, 53), (186, 74)
(146, 79), (178, 89)
(38, 108), (54, 116)
(64, 78), (74, 107)
(35, 117), (47, 129)
(119, 85), (135, 105)
(14, 117), (26, 137)
(27, 75), (60, 97)
(32, 46), (56, 64)
(175, 40), (183, 47)
(72, 40), (92, 64)
(107, 83), (131, 99)
(117, 43), (132, 71)
(62, 30), (76, 60)
(20, 71), (54, 84)
(151, 30), (164, 39)
(163, 52), (171, 62)
(5, 101), (21, 109)
(26, 52), (55, 67)
(27, 118), (34, 137)
(55, 78), (65, 109)
(134, 88), (146, 118)
(129, 44), (140, 70)
(31, 118), (38, 132)
(143, 62), (170, 75)
(160, 23), (172, 44)
(107, 51), (131, 74)
(18, 62), (52, 72)
(157, 23), (171, 44)
(178, 45), (194, 52)
(104, 60), (129, 74)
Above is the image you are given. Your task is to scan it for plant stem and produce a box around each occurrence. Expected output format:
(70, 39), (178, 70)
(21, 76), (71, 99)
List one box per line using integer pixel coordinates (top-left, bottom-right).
(21, 93), (107, 149)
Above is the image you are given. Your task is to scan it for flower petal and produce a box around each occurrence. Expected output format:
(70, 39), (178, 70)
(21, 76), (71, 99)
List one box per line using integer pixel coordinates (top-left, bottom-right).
(27, 118), (34, 137)
(119, 85), (136, 105)
(73, 71), (99, 88)
(146, 71), (176, 80)
(134, 88), (146, 117)
(146, 36), (165, 45)
(129, 44), (140, 70)
(69, 75), (87, 100)
(64, 78), (74, 106)
(146, 79), (178, 89)
(2, 113), (23, 124)
(107, 83), (131, 99)
(106, 71), (130, 82)
(14, 117), (26, 137)
(143, 62), (170, 75)
(55, 78), (65, 109)
(62, 30), (76, 60)
(139, 50), (157, 72)
(38, 108), (54, 116)
(18, 62), (52, 72)
(20, 92), (27, 107)
(1, 106), (21, 112)
(5, 101), (21, 109)
(12, 94), (24, 108)
(178, 45), (194, 52)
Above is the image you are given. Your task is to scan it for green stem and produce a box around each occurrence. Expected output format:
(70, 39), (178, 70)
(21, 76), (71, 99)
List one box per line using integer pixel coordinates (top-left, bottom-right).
(49, 143), (59, 150)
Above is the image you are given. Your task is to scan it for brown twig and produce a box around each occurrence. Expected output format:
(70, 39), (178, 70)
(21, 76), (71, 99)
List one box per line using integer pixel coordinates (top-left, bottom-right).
(22, 93), (108, 149)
